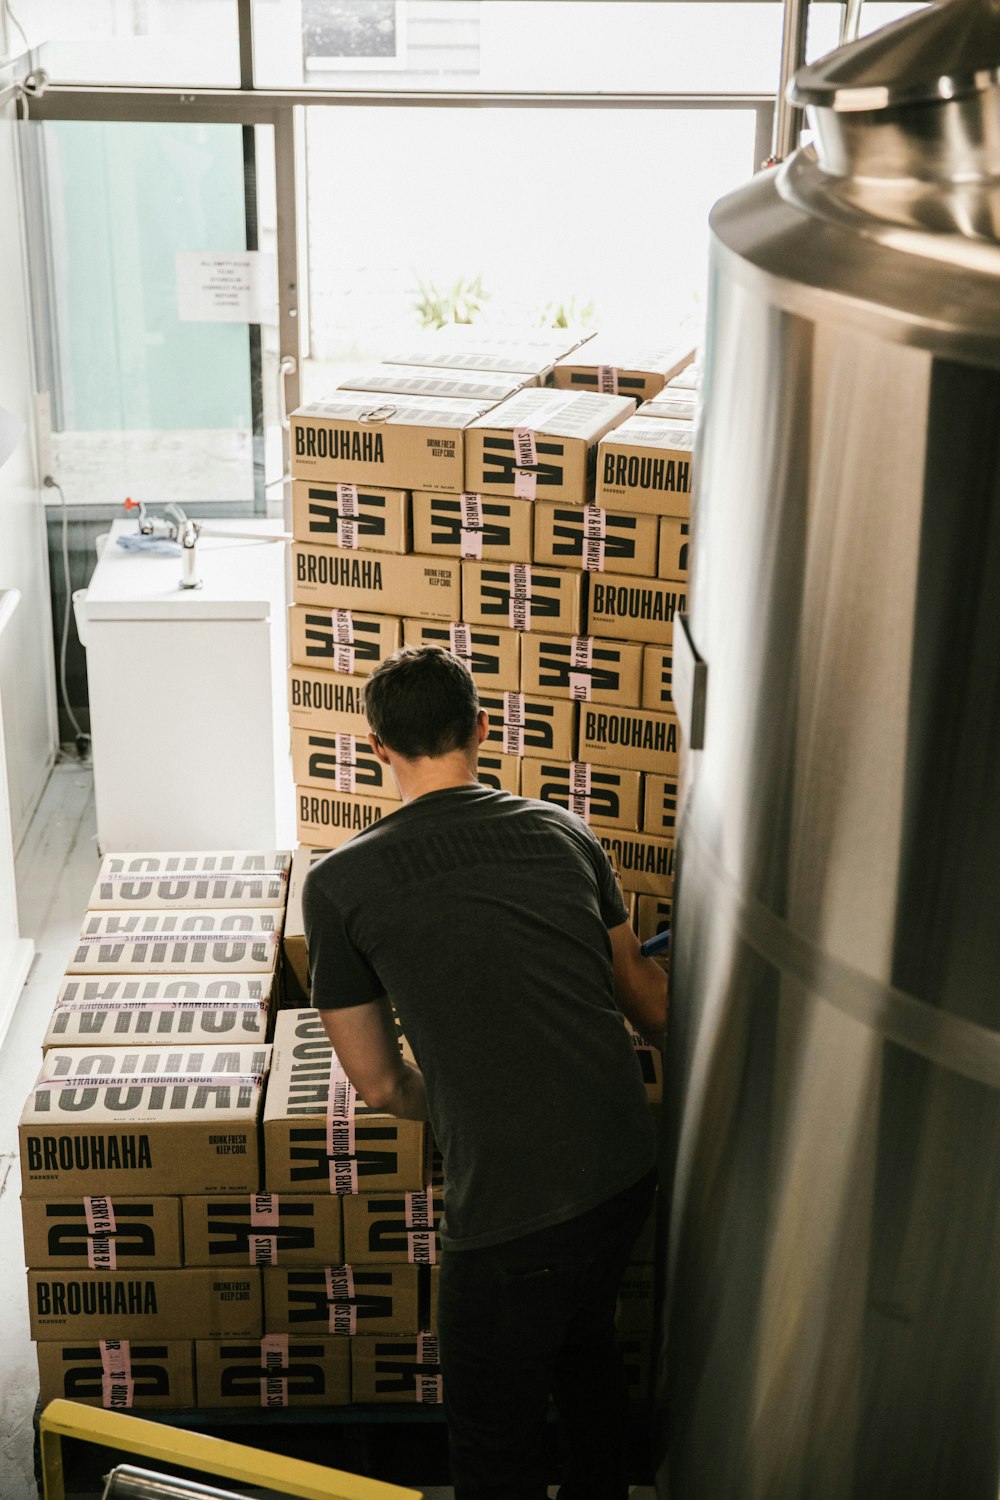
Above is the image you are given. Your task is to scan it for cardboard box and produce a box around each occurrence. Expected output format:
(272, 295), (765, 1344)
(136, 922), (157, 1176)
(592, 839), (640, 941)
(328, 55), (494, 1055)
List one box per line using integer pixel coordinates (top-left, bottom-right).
(462, 561), (584, 635)
(291, 544), (460, 620)
(635, 894), (673, 945)
(291, 393), (489, 494)
(402, 618), (520, 692)
(642, 774), (680, 840)
(596, 418), (694, 517)
(339, 364), (530, 405)
(478, 691), (576, 760)
(291, 480), (410, 553)
(20, 1047), (269, 1198)
(264, 1265), (438, 1337)
(291, 728), (401, 802)
(533, 502), (658, 578)
(578, 704), (679, 774)
(411, 491), (533, 563)
(551, 341), (696, 404)
(296, 789), (401, 851)
(183, 1194), (343, 1268)
(385, 336), (556, 381)
(283, 846), (330, 995)
(668, 363), (701, 390)
(22, 1195), (184, 1271)
(87, 852), (291, 911)
(587, 574), (687, 646)
(29, 1268), (262, 1341)
(595, 830), (676, 896)
(658, 517), (690, 583)
(36, 1339), (195, 1411)
(263, 1010), (426, 1196)
(288, 665), (371, 736)
(637, 392), (696, 422)
(195, 1335), (350, 1408)
(476, 751), (521, 794)
(520, 633), (643, 707)
(44, 977), (273, 1052)
(67, 909), (283, 977)
(351, 1334), (443, 1405)
(288, 606), (400, 676)
(642, 643), (674, 710)
(341, 1190), (443, 1267)
(465, 389), (635, 504)
(519, 759), (641, 831)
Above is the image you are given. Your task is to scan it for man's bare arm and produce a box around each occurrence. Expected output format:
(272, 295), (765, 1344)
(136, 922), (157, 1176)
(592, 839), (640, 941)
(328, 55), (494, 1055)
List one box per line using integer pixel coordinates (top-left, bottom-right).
(608, 920), (668, 1049)
(319, 997), (429, 1120)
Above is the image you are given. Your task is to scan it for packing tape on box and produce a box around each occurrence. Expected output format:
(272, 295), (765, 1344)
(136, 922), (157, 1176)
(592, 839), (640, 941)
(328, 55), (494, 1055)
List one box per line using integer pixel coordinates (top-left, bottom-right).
(327, 1067), (360, 1193)
(73, 930), (280, 948)
(597, 365), (619, 395)
(568, 761), (594, 819)
(501, 691), (526, 756)
(449, 623), (472, 660)
(260, 1333), (290, 1408)
(97, 866), (290, 883)
(582, 504), (608, 573)
(569, 635), (595, 702)
(326, 1264), (358, 1334)
(339, 519), (359, 551)
(416, 1333), (444, 1404)
(34, 1072), (265, 1095)
(512, 428), (538, 499)
(460, 493), (485, 559)
(248, 1193), (282, 1263)
(332, 609), (355, 643)
(404, 1189), (437, 1265)
(100, 1339), (135, 1410)
(55, 996), (266, 1013)
(84, 1195), (117, 1236)
(509, 564), (533, 631)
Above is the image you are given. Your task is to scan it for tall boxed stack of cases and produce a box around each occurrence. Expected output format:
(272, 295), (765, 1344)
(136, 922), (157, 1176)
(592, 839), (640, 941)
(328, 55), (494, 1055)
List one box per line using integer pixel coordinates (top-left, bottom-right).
(284, 326), (696, 1406)
(19, 851), (289, 1412)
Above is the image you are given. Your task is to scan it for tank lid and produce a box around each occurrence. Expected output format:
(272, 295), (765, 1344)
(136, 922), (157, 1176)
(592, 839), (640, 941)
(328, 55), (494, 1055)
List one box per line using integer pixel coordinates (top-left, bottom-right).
(789, 0), (1000, 113)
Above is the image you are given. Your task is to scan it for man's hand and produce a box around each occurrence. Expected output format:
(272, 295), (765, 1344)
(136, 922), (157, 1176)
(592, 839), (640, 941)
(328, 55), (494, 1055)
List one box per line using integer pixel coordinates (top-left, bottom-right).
(319, 998), (429, 1120)
(608, 920), (668, 1049)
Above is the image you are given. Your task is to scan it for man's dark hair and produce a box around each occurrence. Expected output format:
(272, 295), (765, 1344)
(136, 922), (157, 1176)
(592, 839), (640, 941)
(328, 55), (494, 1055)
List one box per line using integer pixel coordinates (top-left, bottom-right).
(365, 645), (481, 759)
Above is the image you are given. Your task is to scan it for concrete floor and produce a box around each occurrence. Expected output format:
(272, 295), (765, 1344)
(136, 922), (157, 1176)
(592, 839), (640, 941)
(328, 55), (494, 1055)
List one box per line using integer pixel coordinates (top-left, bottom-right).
(0, 761), (657, 1500)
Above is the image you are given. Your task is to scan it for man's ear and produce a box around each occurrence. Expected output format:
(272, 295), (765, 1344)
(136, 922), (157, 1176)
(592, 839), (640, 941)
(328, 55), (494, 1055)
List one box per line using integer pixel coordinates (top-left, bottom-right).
(476, 709), (489, 744)
(368, 731), (392, 766)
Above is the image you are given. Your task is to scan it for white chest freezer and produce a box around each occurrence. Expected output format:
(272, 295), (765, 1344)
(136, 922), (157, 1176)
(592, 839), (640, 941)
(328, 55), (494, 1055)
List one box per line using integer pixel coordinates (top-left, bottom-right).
(80, 519), (294, 853)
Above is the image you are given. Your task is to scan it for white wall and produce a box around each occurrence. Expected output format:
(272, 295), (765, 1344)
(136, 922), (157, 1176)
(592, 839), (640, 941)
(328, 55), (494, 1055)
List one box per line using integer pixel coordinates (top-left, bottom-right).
(0, 96), (58, 849)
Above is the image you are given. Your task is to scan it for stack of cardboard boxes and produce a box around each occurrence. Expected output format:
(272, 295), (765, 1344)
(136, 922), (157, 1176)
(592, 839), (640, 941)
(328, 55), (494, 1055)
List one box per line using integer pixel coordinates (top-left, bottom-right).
(20, 851), (289, 1411)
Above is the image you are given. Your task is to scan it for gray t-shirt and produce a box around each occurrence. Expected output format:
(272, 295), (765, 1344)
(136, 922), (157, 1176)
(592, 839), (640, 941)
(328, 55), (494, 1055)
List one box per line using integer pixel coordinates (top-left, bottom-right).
(302, 783), (656, 1251)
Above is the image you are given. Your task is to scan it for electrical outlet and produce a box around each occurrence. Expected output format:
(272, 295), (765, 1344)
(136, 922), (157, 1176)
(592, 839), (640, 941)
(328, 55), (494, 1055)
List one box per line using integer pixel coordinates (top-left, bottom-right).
(33, 389), (54, 480)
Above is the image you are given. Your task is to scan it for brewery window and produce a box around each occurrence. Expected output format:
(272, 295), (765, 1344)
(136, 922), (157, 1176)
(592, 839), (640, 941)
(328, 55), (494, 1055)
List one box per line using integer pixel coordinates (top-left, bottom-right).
(3, 0), (241, 86)
(303, 0), (408, 72)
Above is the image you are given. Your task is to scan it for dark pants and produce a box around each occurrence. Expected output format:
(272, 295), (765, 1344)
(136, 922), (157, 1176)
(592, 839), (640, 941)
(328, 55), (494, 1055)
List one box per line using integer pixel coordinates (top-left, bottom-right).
(436, 1170), (657, 1500)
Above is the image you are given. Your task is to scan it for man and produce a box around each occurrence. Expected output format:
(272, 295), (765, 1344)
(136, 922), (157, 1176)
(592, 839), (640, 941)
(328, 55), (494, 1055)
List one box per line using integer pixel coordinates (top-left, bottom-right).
(303, 645), (668, 1500)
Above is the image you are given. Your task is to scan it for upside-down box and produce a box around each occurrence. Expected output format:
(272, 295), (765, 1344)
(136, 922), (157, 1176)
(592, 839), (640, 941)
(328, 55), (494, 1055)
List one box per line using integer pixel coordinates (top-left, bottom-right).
(642, 643), (674, 710)
(402, 618), (520, 692)
(351, 1333), (443, 1405)
(291, 480), (410, 553)
(43, 975), (273, 1052)
(339, 363), (530, 405)
(290, 394), (489, 495)
(596, 419), (694, 518)
(29, 1267), (263, 1341)
(67, 910), (283, 977)
(658, 517), (690, 583)
(87, 852), (291, 911)
(36, 1339), (195, 1411)
(595, 830), (676, 896)
(182, 1194), (343, 1268)
(478, 691), (576, 760)
(519, 759), (641, 832)
(291, 544), (460, 620)
(287, 607), (400, 676)
(22, 1194), (184, 1271)
(288, 665), (370, 736)
(195, 1335), (350, 1408)
(291, 728), (401, 801)
(462, 561), (584, 635)
(411, 491), (534, 563)
(520, 633), (643, 707)
(264, 1265), (438, 1337)
(587, 573), (687, 647)
(341, 1189), (444, 1266)
(465, 389), (635, 504)
(296, 790), (400, 851)
(551, 341), (696, 404)
(19, 1045), (270, 1198)
(533, 502), (658, 578)
(578, 704), (680, 775)
(642, 774), (680, 839)
(263, 1009), (426, 1196)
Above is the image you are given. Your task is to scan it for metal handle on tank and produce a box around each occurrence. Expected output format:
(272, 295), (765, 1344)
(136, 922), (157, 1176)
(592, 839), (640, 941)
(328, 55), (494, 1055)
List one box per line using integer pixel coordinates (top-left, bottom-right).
(102, 1466), (253, 1500)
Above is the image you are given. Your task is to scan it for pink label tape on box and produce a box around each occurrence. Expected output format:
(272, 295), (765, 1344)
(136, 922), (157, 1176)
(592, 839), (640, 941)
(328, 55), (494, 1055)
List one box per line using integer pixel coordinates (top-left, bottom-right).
(326, 1264), (358, 1334)
(459, 494), (485, 559)
(327, 1066), (359, 1194)
(512, 428), (538, 499)
(260, 1334), (291, 1408)
(569, 636), (595, 701)
(100, 1339), (135, 1410)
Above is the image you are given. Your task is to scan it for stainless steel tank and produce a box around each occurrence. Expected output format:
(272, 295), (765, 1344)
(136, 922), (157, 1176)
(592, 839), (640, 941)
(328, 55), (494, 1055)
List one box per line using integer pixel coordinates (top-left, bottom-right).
(660, 5), (1000, 1496)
